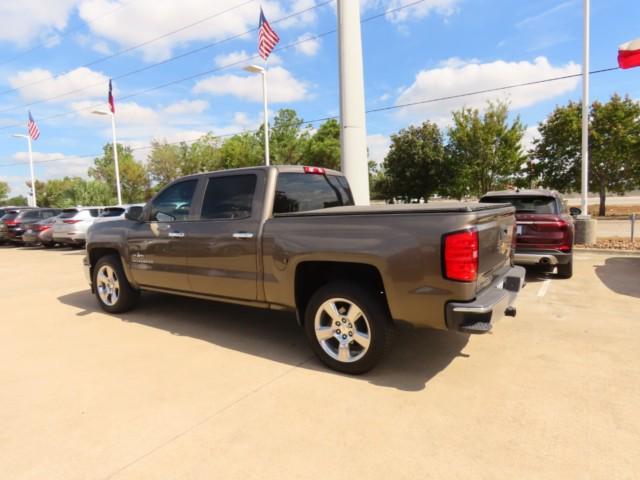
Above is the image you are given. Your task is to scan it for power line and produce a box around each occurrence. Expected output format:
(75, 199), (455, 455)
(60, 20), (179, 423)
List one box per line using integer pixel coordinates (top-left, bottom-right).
(0, 0), (418, 126)
(0, 0), (257, 98)
(0, 66), (620, 169)
(0, 0), (142, 67)
(0, 0), (331, 107)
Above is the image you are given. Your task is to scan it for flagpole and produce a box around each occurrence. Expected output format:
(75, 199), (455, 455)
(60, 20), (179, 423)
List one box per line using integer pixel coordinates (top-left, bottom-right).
(580, 0), (590, 216)
(27, 133), (36, 207)
(110, 112), (122, 206)
(263, 58), (270, 166)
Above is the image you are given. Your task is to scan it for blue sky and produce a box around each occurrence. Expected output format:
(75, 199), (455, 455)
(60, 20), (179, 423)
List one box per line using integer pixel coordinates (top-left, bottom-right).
(1, 0), (639, 197)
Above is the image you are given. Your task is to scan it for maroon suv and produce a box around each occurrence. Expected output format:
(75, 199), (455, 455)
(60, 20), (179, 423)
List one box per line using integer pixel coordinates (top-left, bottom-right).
(480, 189), (575, 279)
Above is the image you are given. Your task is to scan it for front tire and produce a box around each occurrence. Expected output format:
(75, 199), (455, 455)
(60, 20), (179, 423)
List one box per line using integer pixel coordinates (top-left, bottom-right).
(304, 282), (393, 374)
(93, 254), (139, 313)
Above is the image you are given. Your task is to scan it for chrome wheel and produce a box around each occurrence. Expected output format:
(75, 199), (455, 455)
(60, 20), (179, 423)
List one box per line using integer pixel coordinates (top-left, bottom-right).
(96, 265), (120, 307)
(314, 298), (371, 363)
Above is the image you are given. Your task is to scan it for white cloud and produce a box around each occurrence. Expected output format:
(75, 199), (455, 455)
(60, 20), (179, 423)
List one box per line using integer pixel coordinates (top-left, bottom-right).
(521, 126), (540, 152)
(214, 50), (250, 68)
(294, 33), (321, 56)
(78, 0), (317, 62)
(367, 134), (391, 165)
(163, 100), (209, 116)
(193, 66), (309, 103)
(7, 152), (93, 195)
(395, 56), (580, 125)
(0, 0), (81, 47)
(8, 67), (110, 103)
(360, 0), (459, 22)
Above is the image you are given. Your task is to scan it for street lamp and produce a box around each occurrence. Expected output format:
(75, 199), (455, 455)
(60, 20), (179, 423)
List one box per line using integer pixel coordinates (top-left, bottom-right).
(243, 64), (270, 166)
(11, 133), (37, 207)
(92, 109), (122, 205)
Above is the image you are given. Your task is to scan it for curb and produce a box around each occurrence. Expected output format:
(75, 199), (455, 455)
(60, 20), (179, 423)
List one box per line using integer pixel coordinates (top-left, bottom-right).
(574, 247), (640, 256)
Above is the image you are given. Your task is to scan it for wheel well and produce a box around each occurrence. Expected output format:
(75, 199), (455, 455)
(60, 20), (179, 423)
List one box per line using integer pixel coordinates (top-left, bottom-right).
(88, 247), (120, 268)
(294, 261), (389, 324)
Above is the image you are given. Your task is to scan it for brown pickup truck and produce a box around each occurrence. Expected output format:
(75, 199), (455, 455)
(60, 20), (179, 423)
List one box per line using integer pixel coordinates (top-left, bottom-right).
(85, 166), (525, 373)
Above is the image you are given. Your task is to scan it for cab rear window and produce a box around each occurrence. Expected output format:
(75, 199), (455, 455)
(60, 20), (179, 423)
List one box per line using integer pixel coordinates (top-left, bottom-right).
(274, 173), (354, 214)
(480, 196), (559, 214)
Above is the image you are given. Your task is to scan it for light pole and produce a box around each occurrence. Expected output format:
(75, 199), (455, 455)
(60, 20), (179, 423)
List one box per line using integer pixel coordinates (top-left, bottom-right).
(243, 65), (270, 166)
(11, 133), (37, 207)
(92, 110), (122, 205)
(575, 0), (597, 243)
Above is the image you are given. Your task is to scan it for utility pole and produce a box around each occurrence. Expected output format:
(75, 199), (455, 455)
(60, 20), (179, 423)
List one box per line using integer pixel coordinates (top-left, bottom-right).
(337, 0), (370, 205)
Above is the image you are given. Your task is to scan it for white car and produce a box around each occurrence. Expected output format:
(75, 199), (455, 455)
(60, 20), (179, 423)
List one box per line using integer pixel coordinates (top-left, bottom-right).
(93, 204), (145, 223)
(52, 207), (105, 247)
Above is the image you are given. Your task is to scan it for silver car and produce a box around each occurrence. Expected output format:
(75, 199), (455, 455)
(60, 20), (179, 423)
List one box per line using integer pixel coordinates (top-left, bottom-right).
(93, 204), (145, 223)
(52, 207), (105, 247)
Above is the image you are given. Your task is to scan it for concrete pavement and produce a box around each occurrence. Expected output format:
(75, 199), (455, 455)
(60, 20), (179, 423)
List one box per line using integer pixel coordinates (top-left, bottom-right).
(1, 246), (639, 479)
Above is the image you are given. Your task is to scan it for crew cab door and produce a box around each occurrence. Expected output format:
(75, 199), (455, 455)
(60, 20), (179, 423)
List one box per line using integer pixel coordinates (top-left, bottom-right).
(126, 178), (198, 291)
(184, 172), (263, 301)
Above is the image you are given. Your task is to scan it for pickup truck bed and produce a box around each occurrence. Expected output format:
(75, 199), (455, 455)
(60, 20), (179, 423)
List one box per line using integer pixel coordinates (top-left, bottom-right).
(85, 165), (525, 373)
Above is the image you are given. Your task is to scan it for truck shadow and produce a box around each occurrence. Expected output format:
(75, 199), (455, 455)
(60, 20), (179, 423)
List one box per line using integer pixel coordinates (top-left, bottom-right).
(594, 256), (640, 299)
(57, 290), (469, 392)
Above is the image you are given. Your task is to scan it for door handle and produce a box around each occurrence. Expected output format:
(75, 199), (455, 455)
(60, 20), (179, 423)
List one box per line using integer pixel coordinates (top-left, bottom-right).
(232, 232), (254, 239)
(168, 231), (185, 238)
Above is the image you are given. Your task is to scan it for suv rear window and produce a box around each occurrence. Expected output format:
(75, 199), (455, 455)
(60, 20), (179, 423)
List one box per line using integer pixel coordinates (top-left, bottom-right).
(17, 210), (41, 220)
(1, 212), (19, 221)
(59, 209), (79, 219)
(274, 173), (354, 214)
(480, 196), (559, 214)
(100, 208), (125, 217)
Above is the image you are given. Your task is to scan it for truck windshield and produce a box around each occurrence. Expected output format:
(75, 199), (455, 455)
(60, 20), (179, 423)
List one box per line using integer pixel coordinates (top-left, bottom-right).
(274, 173), (354, 214)
(480, 196), (558, 214)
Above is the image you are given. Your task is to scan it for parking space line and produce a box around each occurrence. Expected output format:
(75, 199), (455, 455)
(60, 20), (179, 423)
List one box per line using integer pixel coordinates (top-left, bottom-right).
(537, 278), (552, 297)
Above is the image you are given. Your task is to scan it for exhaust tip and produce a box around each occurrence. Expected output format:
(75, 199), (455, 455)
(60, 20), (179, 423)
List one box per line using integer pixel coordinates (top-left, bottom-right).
(539, 257), (550, 265)
(505, 306), (517, 317)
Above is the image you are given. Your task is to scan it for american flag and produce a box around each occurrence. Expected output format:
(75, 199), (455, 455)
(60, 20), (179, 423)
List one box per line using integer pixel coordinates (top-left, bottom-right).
(27, 111), (40, 141)
(258, 7), (279, 60)
(108, 79), (115, 114)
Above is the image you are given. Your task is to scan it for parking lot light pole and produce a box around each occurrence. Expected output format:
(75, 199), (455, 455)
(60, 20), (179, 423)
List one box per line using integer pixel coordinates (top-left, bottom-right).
(11, 133), (37, 207)
(92, 110), (122, 206)
(243, 65), (270, 166)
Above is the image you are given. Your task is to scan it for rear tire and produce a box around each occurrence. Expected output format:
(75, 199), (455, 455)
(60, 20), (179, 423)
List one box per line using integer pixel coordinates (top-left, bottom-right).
(557, 257), (573, 279)
(93, 254), (139, 313)
(43, 242), (55, 249)
(303, 281), (393, 374)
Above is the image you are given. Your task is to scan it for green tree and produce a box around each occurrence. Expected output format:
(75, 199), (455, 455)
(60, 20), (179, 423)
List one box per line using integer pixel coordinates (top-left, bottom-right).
(382, 121), (446, 202)
(533, 94), (640, 216)
(268, 109), (310, 165)
(446, 101), (526, 197)
(146, 140), (185, 186)
(180, 133), (222, 175)
(35, 177), (116, 207)
(0, 181), (9, 202)
(304, 119), (341, 170)
(219, 132), (263, 169)
(2, 195), (28, 206)
(89, 144), (150, 203)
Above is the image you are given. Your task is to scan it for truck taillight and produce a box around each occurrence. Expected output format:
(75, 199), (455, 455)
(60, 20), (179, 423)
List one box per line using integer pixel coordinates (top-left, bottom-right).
(303, 166), (326, 174)
(443, 229), (479, 282)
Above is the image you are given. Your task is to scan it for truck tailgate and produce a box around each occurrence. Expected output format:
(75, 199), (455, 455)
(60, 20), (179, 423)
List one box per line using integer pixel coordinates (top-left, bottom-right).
(476, 208), (516, 291)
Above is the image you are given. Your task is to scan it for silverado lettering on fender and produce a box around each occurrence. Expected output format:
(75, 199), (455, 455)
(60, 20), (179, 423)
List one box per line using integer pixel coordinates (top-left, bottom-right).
(84, 166), (525, 373)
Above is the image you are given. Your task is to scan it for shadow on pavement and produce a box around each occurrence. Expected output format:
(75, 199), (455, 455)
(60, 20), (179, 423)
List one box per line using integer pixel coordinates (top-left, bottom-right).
(524, 266), (555, 283)
(594, 256), (640, 299)
(58, 289), (470, 392)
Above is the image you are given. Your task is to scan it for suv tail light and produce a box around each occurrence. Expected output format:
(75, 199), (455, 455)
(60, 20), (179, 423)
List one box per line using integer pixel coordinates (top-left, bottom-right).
(63, 219), (81, 224)
(443, 229), (479, 282)
(35, 225), (51, 232)
(304, 166), (326, 174)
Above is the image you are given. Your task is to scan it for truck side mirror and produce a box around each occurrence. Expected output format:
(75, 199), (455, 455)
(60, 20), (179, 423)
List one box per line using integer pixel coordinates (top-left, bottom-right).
(125, 206), (144, 222)
(569, 207), (581, 216)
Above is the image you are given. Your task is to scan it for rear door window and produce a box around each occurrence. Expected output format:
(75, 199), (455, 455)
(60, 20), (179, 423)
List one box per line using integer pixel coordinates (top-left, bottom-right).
(274, 173), (354, 214)
(480, 196), (559, 214)
(199, 175), (257, 220)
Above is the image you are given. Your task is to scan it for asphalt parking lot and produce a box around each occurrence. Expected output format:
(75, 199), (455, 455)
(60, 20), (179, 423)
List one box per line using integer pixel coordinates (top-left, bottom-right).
(1, 247), (639, 479)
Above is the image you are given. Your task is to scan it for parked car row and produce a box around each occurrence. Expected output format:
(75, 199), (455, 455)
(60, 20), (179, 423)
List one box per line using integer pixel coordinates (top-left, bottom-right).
(0, 204), (144, 248)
